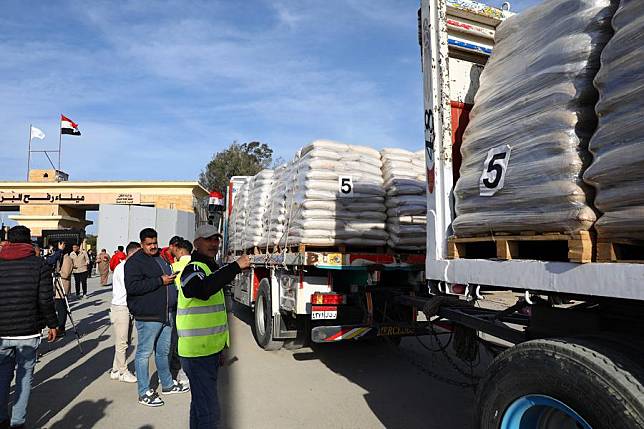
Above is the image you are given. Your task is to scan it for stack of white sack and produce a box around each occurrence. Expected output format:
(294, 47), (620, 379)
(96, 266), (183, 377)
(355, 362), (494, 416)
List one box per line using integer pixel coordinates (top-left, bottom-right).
(242, 169), (273, 248)
(452, 0), (615, 236)
(228, 181), (249, 253)
(381, 148), (427, 250)
(583, 1), (644, 240)
(283, 140), (388, 247)
(260, 163), (294, 249)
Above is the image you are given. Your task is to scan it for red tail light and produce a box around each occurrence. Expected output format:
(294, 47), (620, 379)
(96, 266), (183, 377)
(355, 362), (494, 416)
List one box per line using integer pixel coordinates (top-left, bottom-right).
(311, 292), (344, 305)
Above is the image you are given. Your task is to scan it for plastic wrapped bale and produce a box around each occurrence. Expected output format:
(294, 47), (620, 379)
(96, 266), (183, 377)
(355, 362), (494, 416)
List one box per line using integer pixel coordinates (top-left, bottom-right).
(242, 170), (273, 249)
(452, 0), (616, 236)
(583, 0), (644, 240)
(283, 140), (388, 247)
(381, 148), (427, 250)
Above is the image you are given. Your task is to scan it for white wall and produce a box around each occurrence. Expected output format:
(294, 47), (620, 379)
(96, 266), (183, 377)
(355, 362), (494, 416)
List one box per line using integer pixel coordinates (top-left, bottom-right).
(97, 204), (195, 253)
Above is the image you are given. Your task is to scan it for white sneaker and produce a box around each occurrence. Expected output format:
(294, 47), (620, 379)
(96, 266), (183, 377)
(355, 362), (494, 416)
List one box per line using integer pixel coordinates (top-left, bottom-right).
(119, 370), (137, 383)
(109, 370), (119, 380)
(161, 380), (190, 395)
(139, 389), (164, 407)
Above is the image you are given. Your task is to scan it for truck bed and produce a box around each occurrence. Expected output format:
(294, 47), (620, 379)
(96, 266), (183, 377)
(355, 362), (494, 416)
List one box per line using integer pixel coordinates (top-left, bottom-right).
(428, 258), (644, 301)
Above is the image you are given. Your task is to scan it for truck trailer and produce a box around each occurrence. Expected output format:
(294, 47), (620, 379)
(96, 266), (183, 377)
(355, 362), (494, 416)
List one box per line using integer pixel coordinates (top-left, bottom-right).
(227, 0), (644, 427)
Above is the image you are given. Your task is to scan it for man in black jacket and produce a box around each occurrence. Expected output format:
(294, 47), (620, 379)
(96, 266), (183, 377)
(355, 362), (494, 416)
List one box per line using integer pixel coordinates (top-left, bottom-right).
(125, 228), (189, 407)
(0, 226), (58, 429)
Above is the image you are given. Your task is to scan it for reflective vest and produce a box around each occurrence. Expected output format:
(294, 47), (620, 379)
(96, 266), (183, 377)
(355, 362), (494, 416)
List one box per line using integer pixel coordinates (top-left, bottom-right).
(176, 261), (229, 358)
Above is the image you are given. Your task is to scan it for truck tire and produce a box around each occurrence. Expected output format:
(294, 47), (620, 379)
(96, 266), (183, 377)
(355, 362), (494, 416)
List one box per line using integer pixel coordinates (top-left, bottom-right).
(475, 337), (644, 429)
(252, 278), (283, 351)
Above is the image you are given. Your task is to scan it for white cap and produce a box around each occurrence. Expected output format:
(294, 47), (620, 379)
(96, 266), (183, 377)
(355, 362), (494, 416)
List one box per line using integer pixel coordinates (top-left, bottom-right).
(195, 224), (220, 240)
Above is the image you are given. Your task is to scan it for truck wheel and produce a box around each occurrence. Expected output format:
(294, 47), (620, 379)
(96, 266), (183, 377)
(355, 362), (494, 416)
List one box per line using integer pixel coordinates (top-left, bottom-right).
(252, 279), (283, 351)
(475, 337), (644, 429)
(284, 318), (310, 350)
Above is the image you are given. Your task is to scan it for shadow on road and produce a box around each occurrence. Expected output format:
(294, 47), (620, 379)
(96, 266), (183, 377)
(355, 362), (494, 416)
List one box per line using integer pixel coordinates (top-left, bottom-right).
(49, 398), (113, 429)
(232, 302), (482, 429)
(26, 310), (112, 428)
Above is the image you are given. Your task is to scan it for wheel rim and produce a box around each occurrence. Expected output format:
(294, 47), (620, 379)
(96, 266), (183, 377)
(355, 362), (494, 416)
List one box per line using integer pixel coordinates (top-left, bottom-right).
(256, 294), (266, 337)
(501, 395), (591, 429)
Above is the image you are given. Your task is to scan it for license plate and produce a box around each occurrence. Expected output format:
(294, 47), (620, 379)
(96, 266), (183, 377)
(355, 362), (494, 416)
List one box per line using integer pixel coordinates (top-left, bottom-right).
(312, 306), (337, 320)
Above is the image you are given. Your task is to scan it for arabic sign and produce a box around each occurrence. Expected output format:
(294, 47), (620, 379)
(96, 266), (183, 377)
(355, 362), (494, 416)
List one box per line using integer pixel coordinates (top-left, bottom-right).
(0, 192), (85, 204)
(0, 192), (141, 205)
(115, 193), (139, 205)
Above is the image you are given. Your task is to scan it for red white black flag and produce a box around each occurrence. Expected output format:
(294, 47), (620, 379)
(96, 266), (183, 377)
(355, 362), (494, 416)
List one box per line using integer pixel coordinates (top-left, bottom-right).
(60, 114), (81, 136)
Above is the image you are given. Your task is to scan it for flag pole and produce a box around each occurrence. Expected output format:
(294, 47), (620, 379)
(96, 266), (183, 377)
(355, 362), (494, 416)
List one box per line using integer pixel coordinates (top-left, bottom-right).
(27, 124), (32, 180)
(57, 116), (62, 172)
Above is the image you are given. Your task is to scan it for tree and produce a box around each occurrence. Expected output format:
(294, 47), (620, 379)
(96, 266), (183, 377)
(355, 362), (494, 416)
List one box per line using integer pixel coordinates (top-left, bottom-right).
(85, 234), (97, 251)
(199, 141), (274, 193)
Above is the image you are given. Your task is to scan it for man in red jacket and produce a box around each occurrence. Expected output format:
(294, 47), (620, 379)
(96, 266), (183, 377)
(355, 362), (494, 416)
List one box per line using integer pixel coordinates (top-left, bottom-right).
(0, 226), (58, 428)
(109, 246), (126, 271)
(159, 236), (182, 265)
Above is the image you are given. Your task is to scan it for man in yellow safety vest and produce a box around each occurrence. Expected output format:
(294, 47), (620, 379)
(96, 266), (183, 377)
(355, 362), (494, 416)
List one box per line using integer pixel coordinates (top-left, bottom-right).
(176, 224), (250, 428)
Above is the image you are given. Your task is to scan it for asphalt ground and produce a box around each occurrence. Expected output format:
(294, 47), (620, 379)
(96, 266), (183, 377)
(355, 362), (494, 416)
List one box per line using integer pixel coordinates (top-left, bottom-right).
(16, 275), (491, 428)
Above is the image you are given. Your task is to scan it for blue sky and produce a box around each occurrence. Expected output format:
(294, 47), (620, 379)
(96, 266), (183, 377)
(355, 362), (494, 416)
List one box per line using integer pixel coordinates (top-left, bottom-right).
(0, 0), (540, 184)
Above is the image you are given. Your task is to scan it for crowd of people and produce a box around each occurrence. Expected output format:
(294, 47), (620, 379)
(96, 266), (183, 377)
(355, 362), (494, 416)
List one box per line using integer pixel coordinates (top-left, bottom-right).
(0, 224), (249, 429)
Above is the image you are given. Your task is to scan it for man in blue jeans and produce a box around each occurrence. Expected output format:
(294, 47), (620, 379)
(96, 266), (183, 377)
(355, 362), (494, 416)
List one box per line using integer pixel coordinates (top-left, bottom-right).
(0, 226), (58, 428)
(125, 228), (189, 407)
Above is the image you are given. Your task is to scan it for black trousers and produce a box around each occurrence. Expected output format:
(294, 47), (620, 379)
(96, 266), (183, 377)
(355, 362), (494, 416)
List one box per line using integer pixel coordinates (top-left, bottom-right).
(168, 310), (182, 373)
(181, 353), (221, 429)
(55, 298), (68, 332)
(73, 272), (88, 295)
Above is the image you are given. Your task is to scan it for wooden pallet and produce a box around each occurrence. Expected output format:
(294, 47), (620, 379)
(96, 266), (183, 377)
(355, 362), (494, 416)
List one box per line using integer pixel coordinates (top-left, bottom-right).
(447, 231), (593, 263)
(597, 237), (644, 263)
(291, 243), (386, 255)
(235, 243), (387, 256)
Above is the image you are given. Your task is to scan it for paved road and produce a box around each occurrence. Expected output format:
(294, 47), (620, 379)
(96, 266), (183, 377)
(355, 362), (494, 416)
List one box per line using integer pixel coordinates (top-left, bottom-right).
(226, 304), (487, 429)
(21, 275), (488, 428)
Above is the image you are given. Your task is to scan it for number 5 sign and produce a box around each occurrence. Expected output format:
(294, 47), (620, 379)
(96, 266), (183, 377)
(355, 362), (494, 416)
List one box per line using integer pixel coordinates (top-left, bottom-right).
(338, 176), (354, 197)
(479, 145), (512, 197)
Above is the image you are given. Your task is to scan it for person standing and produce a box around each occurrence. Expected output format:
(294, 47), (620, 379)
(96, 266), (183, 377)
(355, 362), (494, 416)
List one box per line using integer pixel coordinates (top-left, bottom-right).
(125, 228), (189, 407)
(0, 226), (58, 429)
(109, 241), (140, 383)
(69, 244), (90, 299)
(110, 246), (126, 272)
(45, 241), (66, 268)
(87, 249), (95, 277)
(54, 249), (73, 338)
(97, 249), (111, 286)
(160, 236), (182, 265)
(169, 239), (193, 384)
(177, 224), (249, 428)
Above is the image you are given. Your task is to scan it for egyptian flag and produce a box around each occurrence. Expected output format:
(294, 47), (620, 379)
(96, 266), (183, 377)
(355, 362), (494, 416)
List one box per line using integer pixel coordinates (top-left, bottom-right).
(61, 115), (81, 136)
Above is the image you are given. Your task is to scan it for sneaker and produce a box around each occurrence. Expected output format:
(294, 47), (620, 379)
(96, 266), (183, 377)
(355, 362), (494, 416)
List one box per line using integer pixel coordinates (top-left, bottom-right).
(109, 370), (120, 380)
(119, 370), (137, 383)
(161, 380), (190, 395)
(138, 390), (164, 407)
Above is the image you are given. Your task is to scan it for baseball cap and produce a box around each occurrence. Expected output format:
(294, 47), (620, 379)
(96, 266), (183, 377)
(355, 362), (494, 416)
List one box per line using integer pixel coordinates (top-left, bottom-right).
(195, 224), (220, 240)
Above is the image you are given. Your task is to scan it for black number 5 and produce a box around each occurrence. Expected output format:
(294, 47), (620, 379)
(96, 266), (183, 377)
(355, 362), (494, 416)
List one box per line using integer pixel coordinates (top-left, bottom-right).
(483, 153), (507, 189)
(340, 178), (352, 194)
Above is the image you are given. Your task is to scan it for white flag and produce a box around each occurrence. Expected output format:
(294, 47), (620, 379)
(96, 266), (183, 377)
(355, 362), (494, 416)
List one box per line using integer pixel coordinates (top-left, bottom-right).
(30, 126), (45, 140)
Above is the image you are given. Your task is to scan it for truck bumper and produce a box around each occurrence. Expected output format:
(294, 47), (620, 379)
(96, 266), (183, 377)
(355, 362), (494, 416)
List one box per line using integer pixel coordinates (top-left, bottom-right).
(311, 322), (431, 343)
